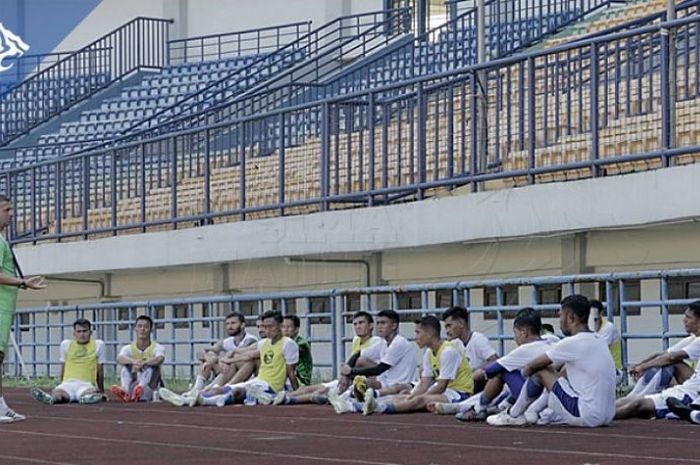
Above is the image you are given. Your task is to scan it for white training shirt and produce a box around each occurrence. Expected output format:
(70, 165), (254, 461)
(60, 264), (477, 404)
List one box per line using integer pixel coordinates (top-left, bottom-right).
(222, 332), (259, 352)
(668, 335), (696, 353)
(597, 320), (621, 346)
(678, 336), (700, 391)
(60, 339), (107, 364)
(362, 334), (417, 387)
(118, 341), (166, 360)
(420, 343), (463, 381)
(454, 331), (497, 370)
(256, 337), (299, 365)
(496, 339), (553, 372)
(546, 332), (616, 426)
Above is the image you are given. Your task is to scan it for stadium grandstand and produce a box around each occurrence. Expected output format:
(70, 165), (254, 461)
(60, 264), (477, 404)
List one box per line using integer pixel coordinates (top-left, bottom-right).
(1, 0), (700, 461)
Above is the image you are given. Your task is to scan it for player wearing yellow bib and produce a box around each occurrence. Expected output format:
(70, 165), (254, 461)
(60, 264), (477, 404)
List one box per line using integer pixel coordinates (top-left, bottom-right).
(274, 311), (381, 405)
(112, 315), (165, 402)
(362, 315), (473, 415)
(30, 319), (106, 405)
(191, 311), (299, 407)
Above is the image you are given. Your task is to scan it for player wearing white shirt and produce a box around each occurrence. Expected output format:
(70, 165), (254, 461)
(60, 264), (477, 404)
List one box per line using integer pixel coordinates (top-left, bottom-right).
(30, 319), (106, 405)
(488, 295), (616, 427)
(616, 301), (700, 420)
(274, 311), (381, 405)
(329, 310), (417, 414)
(112, 315), (165, 402)
(362, 316), (473, 415)
(429, 307), (553, 420)
(442, 306), (497, 393)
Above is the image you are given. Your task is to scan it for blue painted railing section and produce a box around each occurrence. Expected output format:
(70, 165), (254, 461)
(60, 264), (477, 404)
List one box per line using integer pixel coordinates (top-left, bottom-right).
(0, 17), (173, 147)
(3, 15), (700, 243)
(4, 268), (698, 380)
(0, 50), (76, 94)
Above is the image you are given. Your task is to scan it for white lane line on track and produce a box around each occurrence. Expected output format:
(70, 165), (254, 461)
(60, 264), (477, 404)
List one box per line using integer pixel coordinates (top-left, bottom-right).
(20, 415), (700, 464)
(0, 455), (81, 465)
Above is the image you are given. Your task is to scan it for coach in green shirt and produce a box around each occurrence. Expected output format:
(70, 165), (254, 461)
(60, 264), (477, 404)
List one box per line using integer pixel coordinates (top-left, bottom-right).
(282, 314), (313, 386)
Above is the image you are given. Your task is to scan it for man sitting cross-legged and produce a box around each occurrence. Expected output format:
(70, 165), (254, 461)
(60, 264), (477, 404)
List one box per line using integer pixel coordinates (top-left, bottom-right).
(328, 309), (417, 413)
(31, 318), (106, 405)
(487, 294), (617, 427)
(361, 315), (473, 415)
(615, 301), (700, 421)
(429, 307), (554, 420)
(274, 311), (381, 406)
(161, 311), (298, 407)
(282, 314), (313, 387)
(111, 315), (165, 402)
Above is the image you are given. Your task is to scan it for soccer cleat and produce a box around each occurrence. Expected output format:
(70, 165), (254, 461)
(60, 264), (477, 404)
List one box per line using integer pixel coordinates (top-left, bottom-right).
(30, 387), (54, 405)
(666, 397), (700, 424)
(272, 391), (287, 406)
(328, 389), (355, 414)
(79, 392), (104, 404)
(247, 384), (274, 406)
(0, 408), (26, 423)
(362, 389), (379, 416)
(111, 385), (130, 403)
(486, 410), (528, 426)
(432, 402), (461, 415)
(131, 385), (145, 402)
(352, 375), (368, 402)
(159, 387), (186, 407)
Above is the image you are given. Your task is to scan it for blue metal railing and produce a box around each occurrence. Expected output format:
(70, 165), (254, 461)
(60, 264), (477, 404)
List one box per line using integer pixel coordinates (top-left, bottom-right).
(4, 268), (699, 380)
(0, 17), (173, 147)
(2, 15), (700, 243)
(0, 50), (76, 93)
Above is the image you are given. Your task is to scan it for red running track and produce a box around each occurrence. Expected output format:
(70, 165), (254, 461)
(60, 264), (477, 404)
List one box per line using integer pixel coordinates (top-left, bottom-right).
(0, 388), (698, 465)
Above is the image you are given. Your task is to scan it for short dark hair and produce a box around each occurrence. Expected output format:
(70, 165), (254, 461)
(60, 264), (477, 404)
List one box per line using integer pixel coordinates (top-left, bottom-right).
(442, 306), (469, 324)
(73, 318), (92, 330)
(376, 309), (400, 325)
(352, 311), (373, 324)
(0, 194), (10, 203)
(590, 299), (605, 314)
(513, 307), (542, 335)
(416, 315), (441, 337)
(226, 312), (245, 324)
(135, 315), (153, 329)
(560, 294), (591, 322)
(688, 301), (700, 319)
(542, 323), (555, 334)
(283, 314), (301, 328)
(261, 310), (283, 323)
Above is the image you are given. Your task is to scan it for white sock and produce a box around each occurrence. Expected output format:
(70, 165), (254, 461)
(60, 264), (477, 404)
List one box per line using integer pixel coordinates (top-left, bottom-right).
(200, 393), (230, 407)
(120, 366), (133, 392)
(690, 411), (700, 424)
(194, 375), (206, 391)
(0, 396), (7, 411)
(138, 368), (154, 387)
(524, 391), (549, 417)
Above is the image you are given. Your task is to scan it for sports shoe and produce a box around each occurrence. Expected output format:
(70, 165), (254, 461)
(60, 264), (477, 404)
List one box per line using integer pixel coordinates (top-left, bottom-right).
(131, 385), (145, 402)
(524, 410), (540, 425)
(30, 387), (54, 405)
(431, 402), (461, 415)
(186, 391), (201, 408)
(79, 392), (104, 404)
(362, 389), (379, 415)
(486, 410), (528, 426)
(0, 408), (26, 423)
(272, 391), (287, 405)
(352, 375), (368, 402)
(111, 386), (130, 403)
(247, 384), (274, 406)
(328, 389), (355, 414)
(456, 407), (488, 422)
(666, 397), (700, 424)
(159, 387), (186, 407)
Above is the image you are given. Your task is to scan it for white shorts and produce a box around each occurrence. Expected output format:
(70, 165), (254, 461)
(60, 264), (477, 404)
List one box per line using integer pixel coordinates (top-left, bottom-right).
(55, 379), (96, 402)
(442, 388), (470, 403)
(646, 385), (700, 419)
(243, 378), (275, 406)
(546, 378), (588, 427)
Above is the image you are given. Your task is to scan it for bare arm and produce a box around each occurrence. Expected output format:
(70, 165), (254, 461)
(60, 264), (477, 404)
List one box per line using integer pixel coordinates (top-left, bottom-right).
(0, 274), (46, 289)
(425, 378), (450, 396)
(523, 353), (554, 377)
(96, 364), (105, 393)
(286, 364), (299, 391)
(630, 350), (688, 377)
(197, 341), (225, 362)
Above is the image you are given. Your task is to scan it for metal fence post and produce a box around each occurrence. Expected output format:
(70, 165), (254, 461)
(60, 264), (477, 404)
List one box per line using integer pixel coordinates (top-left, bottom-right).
(590, 43), (600, 177)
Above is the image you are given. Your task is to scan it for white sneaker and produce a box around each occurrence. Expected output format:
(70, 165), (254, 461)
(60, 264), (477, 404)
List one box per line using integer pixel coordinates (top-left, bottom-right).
(158, 387), (186, 407)
(486, 410), (528, 426)
(524, 410), (540, 425)
(328, 389), (355, 414)
(0, 408), (26, 423)
(272, 391), (287, 406)
(362, 389), (379, 416)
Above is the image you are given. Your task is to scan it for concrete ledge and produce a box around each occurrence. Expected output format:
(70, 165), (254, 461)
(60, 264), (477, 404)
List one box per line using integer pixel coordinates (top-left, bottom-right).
(17, 163), (700, 275)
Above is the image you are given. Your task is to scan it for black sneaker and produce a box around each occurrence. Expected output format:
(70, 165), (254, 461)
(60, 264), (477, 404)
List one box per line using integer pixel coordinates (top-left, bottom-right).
(666, 397), (700, 423)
